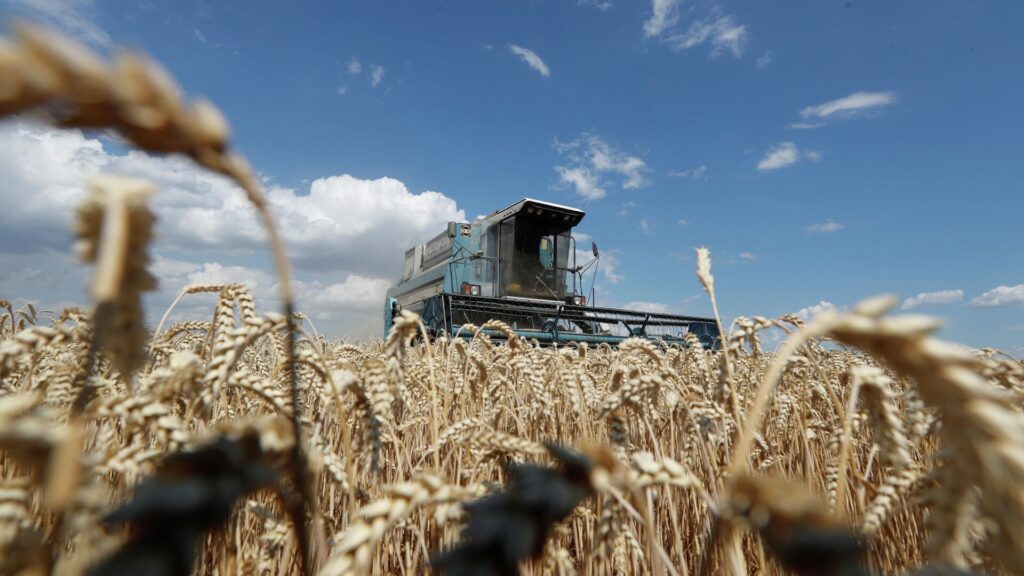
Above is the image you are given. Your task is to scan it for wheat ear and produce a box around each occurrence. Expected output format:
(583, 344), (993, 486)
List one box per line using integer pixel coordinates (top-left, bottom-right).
(0, 24), (317, 568)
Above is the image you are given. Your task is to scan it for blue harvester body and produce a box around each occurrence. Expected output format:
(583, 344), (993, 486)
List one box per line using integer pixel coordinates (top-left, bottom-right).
(384, 198), (720, 347)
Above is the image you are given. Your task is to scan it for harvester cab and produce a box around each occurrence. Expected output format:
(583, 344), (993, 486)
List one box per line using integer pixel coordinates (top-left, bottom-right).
(384, 198), (720, 348)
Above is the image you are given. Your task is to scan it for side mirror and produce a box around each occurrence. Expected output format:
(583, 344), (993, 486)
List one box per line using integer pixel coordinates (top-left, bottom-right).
(591, 241), (599, 258)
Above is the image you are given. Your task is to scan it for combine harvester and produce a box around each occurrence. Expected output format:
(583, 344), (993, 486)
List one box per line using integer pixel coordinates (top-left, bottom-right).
(384, 198), (720, 348)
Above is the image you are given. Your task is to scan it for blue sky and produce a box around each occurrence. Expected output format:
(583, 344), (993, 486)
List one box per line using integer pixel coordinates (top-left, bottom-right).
(0, 0), (1022, 350)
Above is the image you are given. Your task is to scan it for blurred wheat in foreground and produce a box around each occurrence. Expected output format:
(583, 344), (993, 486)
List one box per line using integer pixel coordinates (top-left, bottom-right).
(1, 22), (1023, 576)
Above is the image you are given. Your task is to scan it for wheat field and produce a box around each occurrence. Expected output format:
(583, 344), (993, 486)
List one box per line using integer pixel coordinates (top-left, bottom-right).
(0, 23), (1023, 576)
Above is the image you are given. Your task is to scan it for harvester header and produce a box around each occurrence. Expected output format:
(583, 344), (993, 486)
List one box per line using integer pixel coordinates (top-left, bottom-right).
(384, 198), (719, 347)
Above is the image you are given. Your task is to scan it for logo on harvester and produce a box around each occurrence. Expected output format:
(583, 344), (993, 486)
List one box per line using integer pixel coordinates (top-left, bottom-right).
(460, 224), (472, 237)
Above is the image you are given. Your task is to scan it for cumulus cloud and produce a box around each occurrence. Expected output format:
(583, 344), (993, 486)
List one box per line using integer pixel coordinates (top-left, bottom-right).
(800, 91), (896, 121)
(0, 121), (464, 336)
(554, 132), (648, 200)
(970, 284), (1024, 307)
(554, 166), (605, 200)
(571, 237), (621, 294)
(757, 142), (821, 171)
(304, 275), (393, 311)
(600, 250), (624, 284)
(508, 44), (551, 77)
(806, 219), (844, 234)
(796, 300), (838, 321)
(643, 0), (680, 38)
(3, 0), (110, 46)
(756, 142), (798, 170)
(151, 258), (393, 336)
(0, 123), (121, 251)
(901, 289), (964, 310)
(2, 125), (462, 272)
(262, 175), (465, 271)
(572, 241), (622, 288)
(370, 65), (386, 88)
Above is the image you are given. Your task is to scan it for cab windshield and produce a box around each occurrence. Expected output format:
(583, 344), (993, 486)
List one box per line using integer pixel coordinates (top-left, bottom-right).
(498, 215), (570, 300)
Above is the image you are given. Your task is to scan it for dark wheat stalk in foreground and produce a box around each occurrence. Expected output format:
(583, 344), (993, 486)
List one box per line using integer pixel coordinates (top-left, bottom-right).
(0, 22), (319, 571)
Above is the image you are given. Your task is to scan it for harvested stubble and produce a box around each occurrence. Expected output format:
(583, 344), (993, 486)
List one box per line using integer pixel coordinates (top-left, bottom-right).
(1, 21), (1024, 576)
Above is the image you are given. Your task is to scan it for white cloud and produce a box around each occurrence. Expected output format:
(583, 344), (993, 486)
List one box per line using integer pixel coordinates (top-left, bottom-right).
(756, 50), (773, 68)
(348, 57), (362, 75)
(806, 219), (843, 233)
(554, 132), (648, 200)
(571, 237), (622, 288)
(555, 166), (605, 200)
(0, 121), (464, 336)
(179, 262), (278, 295)
(901, 289), (964, 310)
(623, 301), (673, 314)
(667, 164), (707, 179)
(305, 275), (393, 311)
(0, 122), (108, 250)
(970, 284), (1024, 307)
(579, 0), (613, 10)
(508, 44), (551, 77)
(3, 0), (110, 46)
(370, 65), (385, 88)
(600, 249), (624, 284)
(757, 142), (798, 170)
(666, 15), (748, 58)
(336, 85), (348, 96)
(739, 252), (756, 261)
(264, 175), (464, 271)
(677, 219), (689, 226)
(643, 1), (747, 58)
(800, 91), (896, 120)
(591, 146), (646, 189)
(643, 0), (680, 38)
(153, 258), (393, 336)
(639, 218), (651, 235)
(785, 122), (825, 130)
(796, 300), (838, 321)
(756, 142), (821, 171)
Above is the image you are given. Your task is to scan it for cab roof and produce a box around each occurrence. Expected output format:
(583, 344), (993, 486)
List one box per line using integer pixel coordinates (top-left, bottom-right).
(477, 198), (586, 226)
